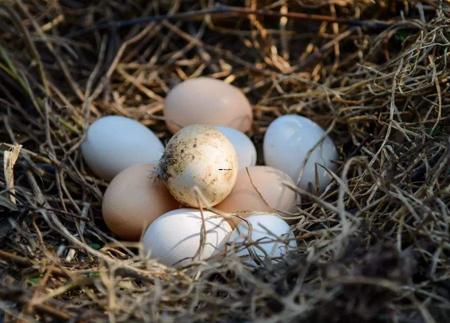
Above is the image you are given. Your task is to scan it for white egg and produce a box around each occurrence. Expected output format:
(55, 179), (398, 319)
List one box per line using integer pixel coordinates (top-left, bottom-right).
(263, 115), (338, 190)
(158, 125), (238, 207)
(227, 213), (297, 266)
(142, 208), (232, 267)
(216, 126), (257, 169)
(81, 116), (164, 181)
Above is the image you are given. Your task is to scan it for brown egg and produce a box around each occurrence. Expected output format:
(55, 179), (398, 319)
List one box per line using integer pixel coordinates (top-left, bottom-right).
(102, 163), (179, 241)
(215, 166), (298, 216)
(164, 77), (253, 133)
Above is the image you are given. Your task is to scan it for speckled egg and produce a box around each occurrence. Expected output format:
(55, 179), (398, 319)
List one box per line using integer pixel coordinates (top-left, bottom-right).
(158, 125), (238, 208)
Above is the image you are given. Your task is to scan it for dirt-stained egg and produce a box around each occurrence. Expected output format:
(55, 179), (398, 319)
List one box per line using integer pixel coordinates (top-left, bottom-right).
(81, 116), (164, 181)
(215, 166), (298, 215)
(142, 208), (232, 267)
(158, 125), (238, 208)
(102, 163), (178, 241)
(164, 77), (253, 133)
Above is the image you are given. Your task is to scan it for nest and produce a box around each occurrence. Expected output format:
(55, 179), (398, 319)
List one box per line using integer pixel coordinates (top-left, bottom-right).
(1, 1), (449, 321)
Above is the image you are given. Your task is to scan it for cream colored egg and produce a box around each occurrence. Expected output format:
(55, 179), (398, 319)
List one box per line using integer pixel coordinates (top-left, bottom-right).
(164, 77), (253, 133)
(158, 125), (238, 208)
(215, 166), (298, 215)
(142, 208), (232, 267)
(102, 163), (178, 241)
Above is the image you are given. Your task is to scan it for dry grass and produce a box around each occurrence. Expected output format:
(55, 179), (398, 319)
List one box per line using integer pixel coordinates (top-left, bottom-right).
(0, 0), (449, 322)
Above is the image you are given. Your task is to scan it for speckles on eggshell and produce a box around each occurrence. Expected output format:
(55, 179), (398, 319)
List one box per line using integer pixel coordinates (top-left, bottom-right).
(158, 125), (238, 207)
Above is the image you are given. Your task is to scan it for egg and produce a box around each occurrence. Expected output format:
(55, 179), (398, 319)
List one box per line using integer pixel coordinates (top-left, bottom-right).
(263, 115), (338, 190)
(81, 116), (164, 181)
(158, 125), (238, 208)
(142, 208), (232, 267)
(102, 164), (178, 241)
(215, 166), (298, 215)
(216, 126), (256, 169)
(164, 77), (253, 133)
(227, 213), (297, 265)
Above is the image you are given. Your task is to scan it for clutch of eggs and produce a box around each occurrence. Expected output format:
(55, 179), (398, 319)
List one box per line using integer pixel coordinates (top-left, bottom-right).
(80, 77), (342, 268)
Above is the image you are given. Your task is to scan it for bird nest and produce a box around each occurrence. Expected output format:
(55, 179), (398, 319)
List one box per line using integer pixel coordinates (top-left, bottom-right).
(0, 1), (449, 322)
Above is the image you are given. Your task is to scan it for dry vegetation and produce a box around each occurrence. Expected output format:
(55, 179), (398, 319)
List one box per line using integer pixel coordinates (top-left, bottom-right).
(0, 0), (449, 322)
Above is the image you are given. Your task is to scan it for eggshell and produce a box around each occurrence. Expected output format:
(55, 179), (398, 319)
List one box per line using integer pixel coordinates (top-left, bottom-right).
(102, 164), (178, 241)
(81, 116), (164, 181)
(164, 77), (253, 133)
(227, 213), (297, 266)
(263, 115), (338, 190)
(158, 125), (238, 207)
(216, 126), (257, 169)
(215, 166), (298, 215)
(142, 208), (232, 267)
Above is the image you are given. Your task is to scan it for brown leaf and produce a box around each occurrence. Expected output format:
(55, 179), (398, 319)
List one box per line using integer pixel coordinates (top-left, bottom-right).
(3, 144), (21, 205)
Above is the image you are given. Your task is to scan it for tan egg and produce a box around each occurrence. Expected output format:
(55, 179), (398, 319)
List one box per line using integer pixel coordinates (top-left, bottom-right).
(102, 163), (179, 241)
(164, 77), (253, 133)
(215, 166), (298, 216)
